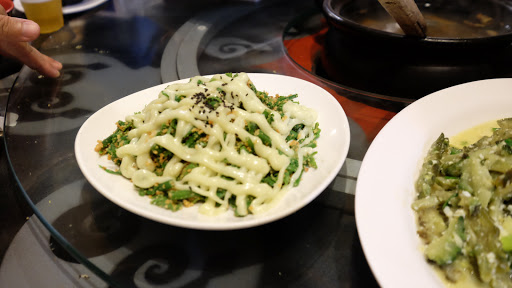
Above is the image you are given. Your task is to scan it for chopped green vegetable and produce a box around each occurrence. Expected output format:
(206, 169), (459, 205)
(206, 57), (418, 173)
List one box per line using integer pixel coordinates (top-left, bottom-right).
(99, 165), (122, 175)
(96, 73), (320, 217)
(425, 216), (465, 265)
(175, 95), (186, 102)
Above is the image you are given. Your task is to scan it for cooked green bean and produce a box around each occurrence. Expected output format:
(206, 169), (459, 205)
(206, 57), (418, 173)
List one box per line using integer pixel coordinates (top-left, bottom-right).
(414, 118), (512, 287)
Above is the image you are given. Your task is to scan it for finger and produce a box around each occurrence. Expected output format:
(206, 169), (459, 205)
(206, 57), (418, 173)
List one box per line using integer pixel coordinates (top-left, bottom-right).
(0, 41), (61, 78)
(0, 15), (40, 42)
(50, 57), (63, 70)
(26, 49), (62, 78)
(0, 5), (6, 16)
(28, 52), (62, 78)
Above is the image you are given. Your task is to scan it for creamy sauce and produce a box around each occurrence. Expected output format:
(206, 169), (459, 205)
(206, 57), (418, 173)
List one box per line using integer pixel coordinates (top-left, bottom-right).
(434, 268), (487, 288)
(114, 73), (319, 216)
(449, 120), (498, 149)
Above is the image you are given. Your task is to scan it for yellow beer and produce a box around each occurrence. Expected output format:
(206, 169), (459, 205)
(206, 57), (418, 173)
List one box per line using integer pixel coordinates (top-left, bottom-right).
(21, 0), (64, 34)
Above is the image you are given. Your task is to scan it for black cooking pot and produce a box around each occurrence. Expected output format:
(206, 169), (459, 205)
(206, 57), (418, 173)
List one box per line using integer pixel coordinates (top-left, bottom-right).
(321, 0), (512, 99)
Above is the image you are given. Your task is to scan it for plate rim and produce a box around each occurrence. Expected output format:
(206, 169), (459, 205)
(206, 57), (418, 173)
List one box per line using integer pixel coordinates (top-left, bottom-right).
(75, 72), (351, 230)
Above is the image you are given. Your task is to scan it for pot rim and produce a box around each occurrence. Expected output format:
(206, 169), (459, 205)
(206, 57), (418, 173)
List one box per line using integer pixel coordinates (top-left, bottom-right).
(322, 0), (512, 45)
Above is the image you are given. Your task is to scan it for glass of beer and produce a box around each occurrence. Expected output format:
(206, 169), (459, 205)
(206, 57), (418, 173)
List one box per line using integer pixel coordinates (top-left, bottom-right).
(20, 0), (64, 34)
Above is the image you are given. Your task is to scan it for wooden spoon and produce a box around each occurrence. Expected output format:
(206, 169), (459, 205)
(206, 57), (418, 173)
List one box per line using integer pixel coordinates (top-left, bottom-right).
(377, 0), (427, 37)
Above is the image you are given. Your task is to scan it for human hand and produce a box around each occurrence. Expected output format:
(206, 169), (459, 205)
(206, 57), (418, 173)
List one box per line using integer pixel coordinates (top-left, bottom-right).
(0, 6), (62, 78)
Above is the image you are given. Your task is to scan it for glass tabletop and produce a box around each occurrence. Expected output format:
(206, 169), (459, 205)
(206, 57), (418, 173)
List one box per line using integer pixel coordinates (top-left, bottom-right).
(1, 0), (402, 286)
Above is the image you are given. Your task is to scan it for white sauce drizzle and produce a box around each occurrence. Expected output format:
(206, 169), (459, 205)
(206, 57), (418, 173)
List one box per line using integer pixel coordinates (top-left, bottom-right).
(114, 73), (319, 216)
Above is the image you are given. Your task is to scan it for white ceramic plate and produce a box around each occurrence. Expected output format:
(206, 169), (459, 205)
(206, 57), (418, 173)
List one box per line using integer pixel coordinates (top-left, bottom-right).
(355, 78), (512, 288)
(14, 0), (108, 14)
(75, 73), (350, 230)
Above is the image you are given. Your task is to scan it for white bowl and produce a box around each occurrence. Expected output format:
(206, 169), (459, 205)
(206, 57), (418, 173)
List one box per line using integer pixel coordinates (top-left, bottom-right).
(75, 73), (350, 230)
(356, 78), (512, 287)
